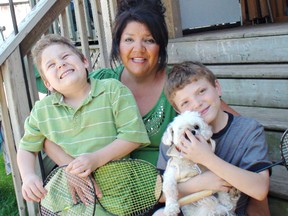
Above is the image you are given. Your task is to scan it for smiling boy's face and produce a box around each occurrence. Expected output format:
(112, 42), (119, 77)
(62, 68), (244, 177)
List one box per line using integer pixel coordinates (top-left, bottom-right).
(173, 78), (222, 125)
(41, 44), (89, 93)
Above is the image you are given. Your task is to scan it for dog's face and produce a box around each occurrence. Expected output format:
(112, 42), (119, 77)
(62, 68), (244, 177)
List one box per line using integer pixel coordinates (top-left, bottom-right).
(162, 111), (214, 150)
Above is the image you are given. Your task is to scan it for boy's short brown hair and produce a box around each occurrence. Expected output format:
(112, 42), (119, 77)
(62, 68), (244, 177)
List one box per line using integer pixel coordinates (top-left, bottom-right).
(164, 61), (217, 109)
(32, 34), (85, 82)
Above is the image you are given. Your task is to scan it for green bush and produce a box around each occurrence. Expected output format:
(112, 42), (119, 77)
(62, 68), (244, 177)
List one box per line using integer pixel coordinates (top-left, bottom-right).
(0, 153), (19, 216)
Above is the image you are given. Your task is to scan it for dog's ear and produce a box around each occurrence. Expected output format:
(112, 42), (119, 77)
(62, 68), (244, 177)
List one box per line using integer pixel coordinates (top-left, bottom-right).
(162, 125), (174, 146)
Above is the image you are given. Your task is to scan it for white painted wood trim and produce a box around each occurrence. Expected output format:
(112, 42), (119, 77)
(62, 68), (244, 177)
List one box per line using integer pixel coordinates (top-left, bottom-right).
(0, 0), (71, 65)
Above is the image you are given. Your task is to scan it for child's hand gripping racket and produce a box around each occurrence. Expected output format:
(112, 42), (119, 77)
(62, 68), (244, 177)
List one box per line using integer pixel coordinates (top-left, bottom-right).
(40, 159), (163, 216)
(178, 128), (288, 206)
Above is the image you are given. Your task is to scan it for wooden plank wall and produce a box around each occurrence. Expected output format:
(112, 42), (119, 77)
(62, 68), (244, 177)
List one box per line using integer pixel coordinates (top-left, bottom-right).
(166, 17), (288, 212)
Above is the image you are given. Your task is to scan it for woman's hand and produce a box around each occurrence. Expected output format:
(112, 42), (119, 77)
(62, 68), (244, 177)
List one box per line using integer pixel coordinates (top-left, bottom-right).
(21, 174), (47, 202)
(67, 173), (102, 205)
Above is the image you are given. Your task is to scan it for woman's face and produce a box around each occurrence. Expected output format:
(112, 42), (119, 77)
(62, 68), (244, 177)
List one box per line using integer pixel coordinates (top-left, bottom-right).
(119, 21), (160, 77)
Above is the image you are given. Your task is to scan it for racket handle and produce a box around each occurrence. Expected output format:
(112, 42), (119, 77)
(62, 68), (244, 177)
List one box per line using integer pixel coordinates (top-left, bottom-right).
(178, 190), (214, 206)
(256, 160), (284, 173)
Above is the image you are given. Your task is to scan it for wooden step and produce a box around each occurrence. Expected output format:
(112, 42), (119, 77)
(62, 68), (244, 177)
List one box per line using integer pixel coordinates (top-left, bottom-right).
(231, 106), (288, 131)
(269, 165), (288, 200)
(209, 64), (288, 79)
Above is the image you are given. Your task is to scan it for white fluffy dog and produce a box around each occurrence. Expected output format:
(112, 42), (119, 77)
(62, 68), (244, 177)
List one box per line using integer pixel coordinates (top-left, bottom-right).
(162, 111), (239, 216)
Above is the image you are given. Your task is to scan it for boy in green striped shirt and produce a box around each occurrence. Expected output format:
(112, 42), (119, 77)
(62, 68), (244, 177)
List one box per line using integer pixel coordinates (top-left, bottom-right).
(17, 34), (150, 205)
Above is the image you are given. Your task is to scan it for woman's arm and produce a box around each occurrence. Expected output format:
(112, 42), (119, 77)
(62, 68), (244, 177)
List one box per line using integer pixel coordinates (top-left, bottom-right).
(220, 99), (239, 116)
(246, 197), (271, 216)
(44, 139), (74, 165)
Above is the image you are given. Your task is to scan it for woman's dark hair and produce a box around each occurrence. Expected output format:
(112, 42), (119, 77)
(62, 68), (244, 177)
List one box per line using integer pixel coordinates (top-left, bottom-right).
(110, 0), (168, 72)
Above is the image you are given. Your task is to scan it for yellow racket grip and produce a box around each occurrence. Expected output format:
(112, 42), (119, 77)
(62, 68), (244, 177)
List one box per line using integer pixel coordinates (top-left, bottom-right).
(178, 190), (214, 206)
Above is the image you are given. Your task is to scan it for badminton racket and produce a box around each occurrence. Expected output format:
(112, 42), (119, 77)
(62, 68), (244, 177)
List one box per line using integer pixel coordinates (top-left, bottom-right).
(40, 159), (162, 216)
(93, 159), (163, 216)
(257, 128), (288, 172)
(178, 128), (288, 206)
(39, 165), (96, 216)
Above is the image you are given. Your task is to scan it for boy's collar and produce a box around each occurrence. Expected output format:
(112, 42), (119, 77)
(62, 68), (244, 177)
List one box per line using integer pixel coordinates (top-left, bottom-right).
(212, 111), (233, 139)
(50, 79), (110, 105)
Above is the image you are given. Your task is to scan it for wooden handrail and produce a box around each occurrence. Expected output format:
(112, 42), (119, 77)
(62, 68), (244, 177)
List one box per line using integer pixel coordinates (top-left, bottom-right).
(0, 0), (70, 66)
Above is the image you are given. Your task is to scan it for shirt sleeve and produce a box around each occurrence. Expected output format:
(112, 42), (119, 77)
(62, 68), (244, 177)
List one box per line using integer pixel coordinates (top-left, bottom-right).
(237, 120), (271, 172)
(18, 103), (45, 152)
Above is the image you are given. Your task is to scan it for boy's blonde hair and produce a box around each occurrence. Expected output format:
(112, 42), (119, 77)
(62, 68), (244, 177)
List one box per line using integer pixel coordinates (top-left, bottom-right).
(32, 34), (85, 82)
(165, 61), (217, 109)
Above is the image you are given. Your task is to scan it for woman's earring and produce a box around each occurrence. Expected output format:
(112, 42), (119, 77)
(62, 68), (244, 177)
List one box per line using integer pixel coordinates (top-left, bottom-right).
(219, 95), (222, 100)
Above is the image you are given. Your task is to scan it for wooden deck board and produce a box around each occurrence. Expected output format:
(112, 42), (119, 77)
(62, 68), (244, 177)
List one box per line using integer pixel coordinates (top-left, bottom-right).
(270, 166), (288, 200)
(168, 34), (288, 64)
(231, 106), (288, 131)
(169, 22), (288, 42)
(220, 79), (288, 108)
(209, 64), (288, 79)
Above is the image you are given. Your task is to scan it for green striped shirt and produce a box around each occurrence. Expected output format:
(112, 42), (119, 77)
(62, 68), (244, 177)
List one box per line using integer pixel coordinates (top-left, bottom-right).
(19, 78), (150, 157)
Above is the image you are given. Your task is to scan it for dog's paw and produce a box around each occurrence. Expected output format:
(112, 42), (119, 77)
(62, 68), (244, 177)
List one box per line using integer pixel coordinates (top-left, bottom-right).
(164, 203), (180, 216)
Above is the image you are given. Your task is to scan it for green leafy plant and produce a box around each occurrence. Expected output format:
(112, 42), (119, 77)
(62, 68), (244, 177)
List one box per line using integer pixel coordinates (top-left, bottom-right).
(0, 152), (19, 216)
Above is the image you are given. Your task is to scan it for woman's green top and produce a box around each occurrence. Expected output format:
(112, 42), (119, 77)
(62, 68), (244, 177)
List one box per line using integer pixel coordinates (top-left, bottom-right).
(34, 65), (48, 94)
(89, 65), (177, 166)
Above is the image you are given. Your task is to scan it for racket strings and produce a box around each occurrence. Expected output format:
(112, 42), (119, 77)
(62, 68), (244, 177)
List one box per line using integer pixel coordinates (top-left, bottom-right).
(40, 168), (95, 216)
(281, 130), (288, 166)
(94, 160), (162, 216)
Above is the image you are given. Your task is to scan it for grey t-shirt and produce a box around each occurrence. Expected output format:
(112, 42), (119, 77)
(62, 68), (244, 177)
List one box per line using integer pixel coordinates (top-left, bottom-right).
(157, 112), (271, 215)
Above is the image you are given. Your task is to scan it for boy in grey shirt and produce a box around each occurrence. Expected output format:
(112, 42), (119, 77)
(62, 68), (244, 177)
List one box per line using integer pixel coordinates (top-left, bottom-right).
(156, 61), (270, 215)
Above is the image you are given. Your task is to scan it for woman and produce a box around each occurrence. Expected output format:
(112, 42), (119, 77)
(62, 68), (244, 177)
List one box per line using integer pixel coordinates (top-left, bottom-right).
(44, 0), (270, 215)
(45, 0), (234, 166)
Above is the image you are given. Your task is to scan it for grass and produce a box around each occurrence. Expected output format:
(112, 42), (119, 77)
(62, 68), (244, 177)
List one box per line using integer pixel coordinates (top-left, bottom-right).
(0, 152), (19, 216)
